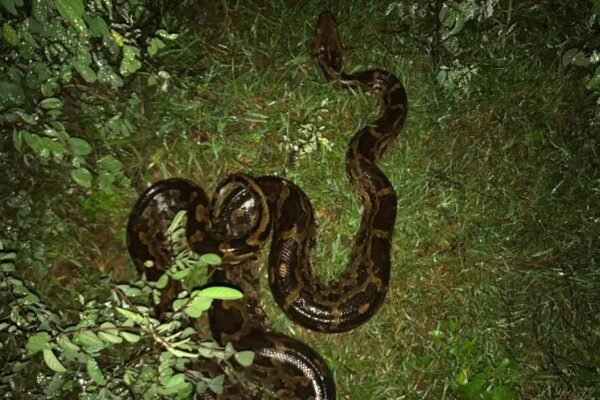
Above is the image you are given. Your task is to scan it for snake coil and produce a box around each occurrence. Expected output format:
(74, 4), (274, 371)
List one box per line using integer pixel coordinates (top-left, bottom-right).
(127, 11), (407, 399)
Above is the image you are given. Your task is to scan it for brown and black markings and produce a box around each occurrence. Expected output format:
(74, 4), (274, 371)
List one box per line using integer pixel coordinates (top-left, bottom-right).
(126, 10), (407, 399)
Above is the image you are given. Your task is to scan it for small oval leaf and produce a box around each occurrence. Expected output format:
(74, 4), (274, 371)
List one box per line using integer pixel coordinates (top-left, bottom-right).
(156, 273), (170, 289)
(116, 307), (147, 325)
(39, 97), (63, 110)
(207, 375), (224, 395)
(2, 23), (19, 46)
(43, 348), (67, 372)
(120, 45), (142, 76)
(98, 330), (123, 344)
(184, 297), (212, 318)
(26, 332), (52, 354)
(68, 137), (92, 155)
(234, 351), (255, 367)
(54, 0), (86, 32)
(71, 167), (92, 188)
(197, 286), (243, 300)
(119, 331), (141, 343)
(199, 253), (222, 265)
(86, 358), (107, 385)
(57, 336), (81, 352)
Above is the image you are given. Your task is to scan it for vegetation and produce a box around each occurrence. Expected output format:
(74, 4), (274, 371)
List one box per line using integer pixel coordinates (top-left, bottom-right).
(1, 0), (599, 398)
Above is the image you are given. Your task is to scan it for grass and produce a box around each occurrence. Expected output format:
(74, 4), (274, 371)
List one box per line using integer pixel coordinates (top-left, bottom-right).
(2, 0), (599, 398)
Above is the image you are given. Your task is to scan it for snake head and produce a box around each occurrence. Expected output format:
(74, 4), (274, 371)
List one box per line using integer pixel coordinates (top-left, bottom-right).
(310, 11), (343, 79)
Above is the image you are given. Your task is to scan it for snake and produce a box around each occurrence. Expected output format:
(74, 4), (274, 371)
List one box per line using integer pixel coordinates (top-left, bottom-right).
(126, 11), (407, 399)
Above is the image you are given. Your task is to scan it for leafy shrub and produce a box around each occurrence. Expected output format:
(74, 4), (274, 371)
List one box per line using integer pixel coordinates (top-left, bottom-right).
(0, 211), (254, 398)
(0, 0), (175, 191)
(385, 0), (600, 98)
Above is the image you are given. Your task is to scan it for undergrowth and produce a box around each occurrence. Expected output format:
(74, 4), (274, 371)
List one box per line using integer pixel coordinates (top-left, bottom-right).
(1, 0), (599, 398)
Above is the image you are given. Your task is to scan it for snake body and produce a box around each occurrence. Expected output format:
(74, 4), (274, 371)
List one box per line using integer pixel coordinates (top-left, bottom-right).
(127, 11), (407, 399)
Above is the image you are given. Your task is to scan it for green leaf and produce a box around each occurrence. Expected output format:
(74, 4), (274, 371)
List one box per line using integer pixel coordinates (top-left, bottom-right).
(165, 373), (185, 389)
(98, 327), (123, 344)
(562, 48), (589, 67)
(439, 5), (456, 27)
(156, 29), (179, 40)
(156, 273), (170, 290)
(1, 263), (16, 273)
(195, 381), (208, 395)
(8, 277), (29, 296)
(111, 28), (123, 47)
(73, 59), (97, 83)
(43, 349), (67, 372)
(97, 64), (123, 88)
(0, 251), (17, 261)
(457, 373), (488, 400)
(57, 336), (81, 352)
(586, 65), (600, 91)
(199, 253), (222, 265)
(2, 23), (19, 45)
(123, 369), (136, 385)
(116, 307), (147, 325)
(39, 97), (63, 110)
(74, 331), (104, 350)
(1, 264), (16, 274)
(428, 329), (445, 343)
(71, 168), (92, 188)
(234, 351), (254, 367)
(184, 297), (212, 318)
(0, 80), (25, 110)
(54, 0), (87, 32)
(120, 45), (142, 76)
(152, 288), (161, 305)
(224, 342), (234, 358)
(455, 368), (469, 385)
(12, 131), (22, 151)
(119, 331), (141, 343)
(158, 364), (174, 386)
(72, 155), (85, 168)
(41, 79), (59, 97)
(168, 265), (191, 280)
(47, 109), (63, 117)
(198, 342), (219, 358)
(524, 130), (544, 144)
(22, 292), (40, 305)
(26, 332), (52, 354)
(116, 284), (143, 296)
(97, 171), (115, 193)
(180, 327), (197, 338)
(207, 375), (224, 395)
(97, 155), (123, 172)
(32, 0), (48, 21)
(196, 286), (243, 300)
(490, 386), (518, 400)
(166, 347), (198, 358)
(172, 298), (188, 311)
(438, 4), (466, 37)
(84, 15), (109, 38)
(167, 210), (187, 235)
(60, 63), (72, 83)
(148, 38), (166, 57)
(68, 137), (92, 155)
(86, 358), (107, 385)
(0, 0), (18, 15)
